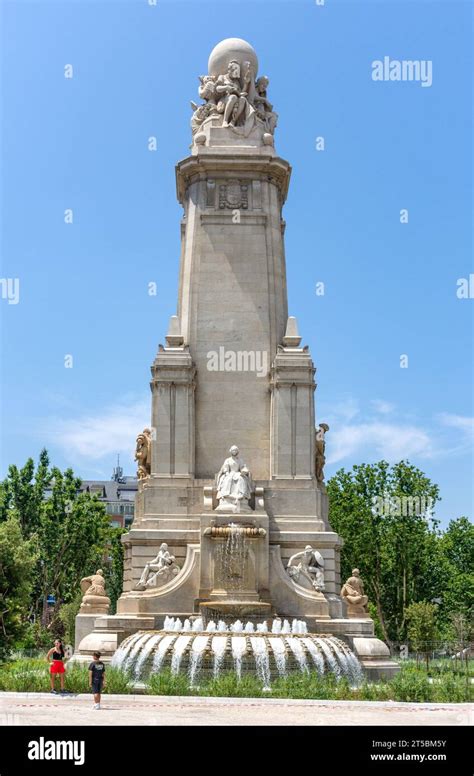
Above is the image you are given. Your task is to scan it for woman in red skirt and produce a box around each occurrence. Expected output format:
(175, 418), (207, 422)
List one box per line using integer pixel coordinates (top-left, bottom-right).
(46, 639), (66, 693)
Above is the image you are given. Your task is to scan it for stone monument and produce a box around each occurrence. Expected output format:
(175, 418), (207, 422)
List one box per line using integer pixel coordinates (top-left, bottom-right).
(341, 568), (370, 618)
(135, 543), (181, 590)
(215, 445), (253, 514)
(287, 546), (325, 592)
(72, 38), (397, 680)
(74, 570), (110, 652)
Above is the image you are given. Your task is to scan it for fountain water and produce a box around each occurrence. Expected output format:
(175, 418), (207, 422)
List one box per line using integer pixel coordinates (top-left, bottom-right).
(285, 636), (308, 673)
(189, 635), (209, 686)
(314, 637), (341, 679)
(134, 633), (163, 679)
(170, 635), (192, 675)
(250, 635), (271, 689)
(124, 633), (152, 673)
(328, 637), (364, 685)
(268, 637), (287, 677)
(302, 637), (325, 675)
(211, 635), (229, 678)
(231, 635), (247, 679)
(217, 523), (249, 590)
(113, 619), (363, 687)
(111, 632), (143, 671)
(152, 634), (178, 674)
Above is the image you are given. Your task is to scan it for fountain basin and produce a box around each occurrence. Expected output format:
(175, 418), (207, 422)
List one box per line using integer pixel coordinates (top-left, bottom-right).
(111, 618), (363, 688)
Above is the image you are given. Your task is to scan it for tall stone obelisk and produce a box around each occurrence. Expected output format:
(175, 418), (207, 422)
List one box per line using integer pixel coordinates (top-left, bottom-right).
(124, 36), (333, 609)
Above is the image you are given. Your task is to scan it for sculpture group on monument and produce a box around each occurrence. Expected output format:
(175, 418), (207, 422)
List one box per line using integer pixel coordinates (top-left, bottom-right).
(72, 38), (398, 682)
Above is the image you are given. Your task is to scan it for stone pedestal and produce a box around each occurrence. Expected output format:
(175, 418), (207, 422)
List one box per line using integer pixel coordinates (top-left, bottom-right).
(70, 615), (154, 666)
(74, 614), (104, 653)
(346, 603), (371, 619)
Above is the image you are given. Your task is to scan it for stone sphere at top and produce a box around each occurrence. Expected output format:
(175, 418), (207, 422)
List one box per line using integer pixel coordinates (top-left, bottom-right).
(208, 38), (258, 78)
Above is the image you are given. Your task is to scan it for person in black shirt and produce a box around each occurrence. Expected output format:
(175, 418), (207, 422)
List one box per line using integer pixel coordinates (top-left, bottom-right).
(88, 651), (106, 709)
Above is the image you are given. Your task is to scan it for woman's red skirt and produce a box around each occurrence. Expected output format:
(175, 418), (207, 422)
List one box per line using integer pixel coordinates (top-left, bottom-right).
(50, 659), (65, 674)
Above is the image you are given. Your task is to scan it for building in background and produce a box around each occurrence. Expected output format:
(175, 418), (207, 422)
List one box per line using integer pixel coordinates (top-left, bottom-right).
(78, 459), (138, 528)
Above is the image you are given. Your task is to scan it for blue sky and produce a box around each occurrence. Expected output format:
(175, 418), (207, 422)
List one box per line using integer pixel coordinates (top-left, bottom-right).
(1, 0), (472, 525)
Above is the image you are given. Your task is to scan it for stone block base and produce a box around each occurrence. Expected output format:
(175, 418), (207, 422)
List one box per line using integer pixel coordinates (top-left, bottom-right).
(351, 636), (400, 681)
(69, 614), (155, 665)
(74, 614), (101, 652)
(359, 660), (400, 681)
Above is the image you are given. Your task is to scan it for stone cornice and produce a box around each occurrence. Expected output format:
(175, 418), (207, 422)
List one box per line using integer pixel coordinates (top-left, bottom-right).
(175, 153), (292, 205)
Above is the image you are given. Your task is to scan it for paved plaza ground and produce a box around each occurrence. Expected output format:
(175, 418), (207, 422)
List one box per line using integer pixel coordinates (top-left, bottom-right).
(0, 692), (471, 726)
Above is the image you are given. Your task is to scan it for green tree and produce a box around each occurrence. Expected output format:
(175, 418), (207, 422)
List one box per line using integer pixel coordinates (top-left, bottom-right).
(0, 516), (38, 661)
(405, 601), (439, 668)
(450, 612), (473, 645)
(382, 461), (441, 639)
(328, 460), (441, 646)
(1, 451), (121, 640)
(0, 449), (50, 537)
(436, 517), (474, 634)
(37, 467), (111, 626)
(58, 591), (83, 647)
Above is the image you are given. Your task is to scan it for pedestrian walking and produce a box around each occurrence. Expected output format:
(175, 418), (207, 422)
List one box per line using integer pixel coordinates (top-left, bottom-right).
(89, 651), (106, 709)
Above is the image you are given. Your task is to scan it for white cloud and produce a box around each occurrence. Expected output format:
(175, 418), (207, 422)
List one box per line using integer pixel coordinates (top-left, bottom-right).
(318, 396), (360, 424)
(327, 421), (434, 465)
(437, 413), (474, 437)
(44, 397), (149, 466)
(324, 403), (473, 468)
(370, 399), (395, 415)
(321, 395), (435, 466)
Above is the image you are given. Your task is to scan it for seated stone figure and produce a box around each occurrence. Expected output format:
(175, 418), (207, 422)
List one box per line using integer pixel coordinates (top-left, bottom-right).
(215, 60), (255, 128)
(190, 101), (214, 135)
(254, 75), (278, 134)
(287, 546), (325, 592)
(341, 568), (369, 617)
(79, 569), (110, 614)
(135, 543), (180, 590)
(215, 445), (253, 513)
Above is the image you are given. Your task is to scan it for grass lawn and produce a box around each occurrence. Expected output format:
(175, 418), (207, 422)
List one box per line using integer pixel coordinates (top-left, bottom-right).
(0, 658), (472, 702)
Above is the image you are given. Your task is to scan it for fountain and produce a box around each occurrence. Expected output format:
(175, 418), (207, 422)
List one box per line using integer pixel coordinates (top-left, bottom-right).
(111, 617), (364, 688)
